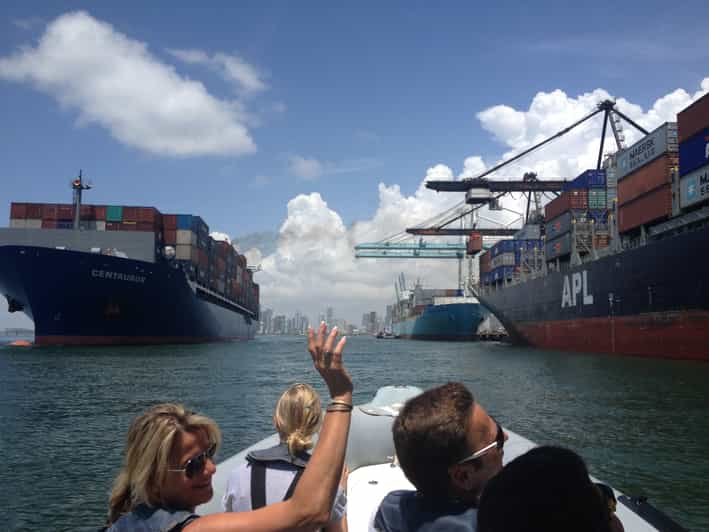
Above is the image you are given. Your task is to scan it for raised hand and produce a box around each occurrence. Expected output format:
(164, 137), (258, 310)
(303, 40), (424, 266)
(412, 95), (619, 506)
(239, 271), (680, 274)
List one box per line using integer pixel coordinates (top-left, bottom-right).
(307, 322), (353, 400)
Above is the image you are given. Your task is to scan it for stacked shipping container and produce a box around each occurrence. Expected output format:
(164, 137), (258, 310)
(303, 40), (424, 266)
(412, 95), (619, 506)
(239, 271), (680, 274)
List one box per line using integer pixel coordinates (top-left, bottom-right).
(8, 202), (259, 313)
(616, 123), (678, 233)
(480, 238), (542, 285)
(544, 169), (610, 260)
(678, 93), (709, 210)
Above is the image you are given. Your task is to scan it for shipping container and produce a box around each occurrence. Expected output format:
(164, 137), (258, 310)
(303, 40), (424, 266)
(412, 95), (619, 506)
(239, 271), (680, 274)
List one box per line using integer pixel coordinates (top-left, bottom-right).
(57, 220), (74, 230)
(122, 207), (139, 221)
(136, 222), (156, 232)
(616, 122), (678, 181)
(678, 127), (709, 177)
(176, 229), (197, 246)
(57, 205), (74, 220)
(544, 210), (586, 239)
(95, 205), (107, 221)
(679, 163), (709, 209)
(120, 221), (137, 231)
(163, 214), (177, 230)
(175, 244), (192, 261)
(41, 220), (57, 229)
(678, 92), (709, 143)
(42, 204), (58, 220)
(491, 239), (514, 257)
(563, 169), (606, 190)
(106, 206), (123, 222)
(618, 184), (672, 233)
(545, 233), (571, 260)
(618, 153), (677, 206)
(593, 234), (610, 249)
(491, 252), (515, 269)
(10, 219), (27, 228)
(10, 203), (27, 219)
(544, 189), (588, 220)
(96, 221), (106, 231)
(513, 224), (541, 240)
(466, 232), (483, 255)
(26, 203), (43, 219)
(491, 265), (515, 282)
(588, 188), (607, 209)
(80, 205), (95, 220)
(606, 187), (617, 207)
(26, 219), (42, 229)
(106, 222), (121, 231)
(588, 210), (609, 225)
(164, 229), (177, 245)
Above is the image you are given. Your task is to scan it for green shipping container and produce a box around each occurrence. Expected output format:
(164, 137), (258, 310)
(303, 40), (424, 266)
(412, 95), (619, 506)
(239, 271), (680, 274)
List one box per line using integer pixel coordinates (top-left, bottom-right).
(588, 189), (607, 209)
(106, 205), (123, 222)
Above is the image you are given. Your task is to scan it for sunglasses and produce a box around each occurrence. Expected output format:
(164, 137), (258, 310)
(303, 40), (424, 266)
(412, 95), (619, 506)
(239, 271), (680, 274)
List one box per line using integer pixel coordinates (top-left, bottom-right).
(457, 420), (505, 464)
(168, 443), (217, 479)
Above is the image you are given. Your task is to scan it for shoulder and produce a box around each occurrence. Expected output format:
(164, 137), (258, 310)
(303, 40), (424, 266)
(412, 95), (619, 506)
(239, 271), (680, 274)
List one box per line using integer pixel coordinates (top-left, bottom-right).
(375, 492), (477, 532)
(106, 505), (198, 532)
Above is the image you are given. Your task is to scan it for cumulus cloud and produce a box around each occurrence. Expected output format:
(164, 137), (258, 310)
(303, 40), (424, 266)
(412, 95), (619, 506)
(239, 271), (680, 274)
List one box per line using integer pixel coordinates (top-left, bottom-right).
(250, 79), (709, 323)
(0, 11), (256, 157)
(289, 155), (325, 180)
(168, 48), (267, 95)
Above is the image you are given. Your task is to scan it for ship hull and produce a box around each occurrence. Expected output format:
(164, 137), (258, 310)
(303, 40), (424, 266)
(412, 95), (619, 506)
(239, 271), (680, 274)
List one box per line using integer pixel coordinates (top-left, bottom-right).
(392, 302), (485, 341)
(478, 224), (709, 360)
(0, 245), (258, 346)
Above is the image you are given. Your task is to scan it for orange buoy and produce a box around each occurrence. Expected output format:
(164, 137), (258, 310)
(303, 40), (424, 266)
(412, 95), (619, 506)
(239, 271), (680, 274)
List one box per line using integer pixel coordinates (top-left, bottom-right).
(9, 340), (32, 347)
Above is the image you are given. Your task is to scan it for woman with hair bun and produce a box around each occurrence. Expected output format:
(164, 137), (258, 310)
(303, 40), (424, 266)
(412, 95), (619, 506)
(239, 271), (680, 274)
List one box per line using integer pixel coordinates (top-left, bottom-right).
(223, 382), (349, 532)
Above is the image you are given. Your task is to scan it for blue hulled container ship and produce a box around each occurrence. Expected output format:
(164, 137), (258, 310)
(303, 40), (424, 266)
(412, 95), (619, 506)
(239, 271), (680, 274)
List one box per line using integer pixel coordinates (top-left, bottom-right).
(0, 177), (259, 346)
(391, 279), (486, 341)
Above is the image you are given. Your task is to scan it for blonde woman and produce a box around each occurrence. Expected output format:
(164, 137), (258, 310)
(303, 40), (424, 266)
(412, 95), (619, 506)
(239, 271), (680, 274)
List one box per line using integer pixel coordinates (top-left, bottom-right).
(105, 324), (352, 532)
(222, 383), (349, 532)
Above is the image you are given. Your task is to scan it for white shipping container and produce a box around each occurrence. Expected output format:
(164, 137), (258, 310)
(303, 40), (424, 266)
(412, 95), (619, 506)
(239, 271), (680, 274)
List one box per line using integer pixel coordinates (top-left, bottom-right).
(176, 230), (197, 246)
(10, 219), (27, 228)
(175, 244), (192, 261)
(96, 221), (106, 231)
(492, 252), (515, 268)
(25, 219), (42, 229)
(679, 164), (709, 209)
(616, 122), (678, 181)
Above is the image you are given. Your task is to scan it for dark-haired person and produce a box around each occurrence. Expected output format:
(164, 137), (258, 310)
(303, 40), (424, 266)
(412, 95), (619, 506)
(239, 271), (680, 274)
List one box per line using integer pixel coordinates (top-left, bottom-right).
(105, 323), (352, 532)
(374, 382), (507, 531)
(477, 446), (614, 532)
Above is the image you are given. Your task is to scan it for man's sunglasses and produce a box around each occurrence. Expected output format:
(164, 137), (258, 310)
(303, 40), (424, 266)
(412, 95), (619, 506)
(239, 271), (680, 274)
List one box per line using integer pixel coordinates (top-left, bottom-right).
(168, 443), (217, 478)
(457, 420), (505, 464)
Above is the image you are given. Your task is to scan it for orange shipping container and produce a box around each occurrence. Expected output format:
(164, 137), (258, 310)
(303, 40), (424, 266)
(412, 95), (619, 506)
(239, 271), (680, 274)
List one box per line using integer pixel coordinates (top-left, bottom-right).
(95, 205), (107, 221)
(26, 203), (43, 219)
(57, 204), (74, 220)
(42, 204), (58, 220)
(10, 203), (27, 219)
(163, 214), (177, 230)
(122, 207), (139, 221)
(617, 154), (677, 206)
(678, 92), (709, 143)
(618, 185), (672, 233)
(544, 190), (588, 221)
(164, 229), (177, 245)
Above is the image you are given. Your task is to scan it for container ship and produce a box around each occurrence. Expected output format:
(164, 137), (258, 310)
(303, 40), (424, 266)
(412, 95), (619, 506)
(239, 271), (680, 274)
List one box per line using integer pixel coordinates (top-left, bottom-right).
(472, 95), (709, 360)
(391, 275), (486, 341)
(0, 181), (259, 345)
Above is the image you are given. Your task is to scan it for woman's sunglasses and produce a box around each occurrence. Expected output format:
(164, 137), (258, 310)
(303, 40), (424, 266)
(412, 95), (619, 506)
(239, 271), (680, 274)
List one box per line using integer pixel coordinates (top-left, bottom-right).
(457, 420), (505, 464)
(168, 443), (217, 478)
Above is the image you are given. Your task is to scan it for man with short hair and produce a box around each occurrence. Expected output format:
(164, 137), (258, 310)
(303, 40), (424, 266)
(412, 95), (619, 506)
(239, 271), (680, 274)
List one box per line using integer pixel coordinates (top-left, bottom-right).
(374, 382), (506, 531)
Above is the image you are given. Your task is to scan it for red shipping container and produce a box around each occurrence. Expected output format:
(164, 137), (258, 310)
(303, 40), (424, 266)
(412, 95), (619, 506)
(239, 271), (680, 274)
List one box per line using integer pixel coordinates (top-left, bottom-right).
(80, 205), (95, 220)
(25, 203), (42, 219)
(106, 222), (121, 231)
(199, 249), (208, 269)
(57, 204), (74, 220)
(678, 92), (709, 143)
(544, 190), (588, 220)
(163, 214), (177, 230)
(10, 203), (27, 219)
(41, 220), (57, 229)
(466, 232), (483, 255)
(94, 205), (107, 221)
(120, 222), (137, 231)
(164, 229), (177, 245)
(42, 204), (58, 220)
(217, 257), (226, 273)
(122, 206), (139, 221)
(136, 207), (159, 223)
(617, 154), (677, 206)
(618, 184), (672, 233)
(136, 221), (156, 232)
(216, 241), (230, 258)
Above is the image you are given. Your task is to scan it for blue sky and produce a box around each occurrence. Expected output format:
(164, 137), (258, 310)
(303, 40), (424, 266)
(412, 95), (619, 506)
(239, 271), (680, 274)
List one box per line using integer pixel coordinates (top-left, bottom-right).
(1, 1), (708, 326)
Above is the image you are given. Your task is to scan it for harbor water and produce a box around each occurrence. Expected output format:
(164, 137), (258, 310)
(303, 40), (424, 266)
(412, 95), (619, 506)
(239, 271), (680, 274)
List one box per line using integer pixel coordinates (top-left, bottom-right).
(1, 335), (708, 531)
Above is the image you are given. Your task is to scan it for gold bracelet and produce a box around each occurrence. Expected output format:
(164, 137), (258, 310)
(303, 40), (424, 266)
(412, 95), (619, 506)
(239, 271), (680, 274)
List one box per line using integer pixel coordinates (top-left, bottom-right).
(326, 402), (353, 412)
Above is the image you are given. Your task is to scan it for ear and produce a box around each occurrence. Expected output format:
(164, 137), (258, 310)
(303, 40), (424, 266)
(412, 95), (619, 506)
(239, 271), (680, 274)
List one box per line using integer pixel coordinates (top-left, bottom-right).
(449, 463), (476, 491)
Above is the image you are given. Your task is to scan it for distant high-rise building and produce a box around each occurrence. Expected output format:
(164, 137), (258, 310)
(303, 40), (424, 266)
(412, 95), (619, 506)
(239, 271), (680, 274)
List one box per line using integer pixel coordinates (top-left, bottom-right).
(326, 306), (334, 326)
(260, 308), (273, 334)
(273, 315), (286, 335)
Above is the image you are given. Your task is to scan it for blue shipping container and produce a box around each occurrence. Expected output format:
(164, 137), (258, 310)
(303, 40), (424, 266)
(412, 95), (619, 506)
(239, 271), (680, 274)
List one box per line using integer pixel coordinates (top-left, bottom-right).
(176, 214), (192, 230)
(491, 239), (515, 257)
(563, 169), (606, 191)
(588, 209), (609, 224)
(679, 128), (709, 177)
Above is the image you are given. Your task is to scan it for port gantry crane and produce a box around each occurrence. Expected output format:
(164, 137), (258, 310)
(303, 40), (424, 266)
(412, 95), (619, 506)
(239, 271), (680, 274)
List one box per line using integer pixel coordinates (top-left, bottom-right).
(354, 99), (649, 290)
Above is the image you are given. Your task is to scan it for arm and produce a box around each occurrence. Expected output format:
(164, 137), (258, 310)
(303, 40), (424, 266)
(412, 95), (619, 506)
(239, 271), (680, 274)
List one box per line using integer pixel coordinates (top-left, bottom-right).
(188, 323), (352, 532)
(324, 466), (349, 532)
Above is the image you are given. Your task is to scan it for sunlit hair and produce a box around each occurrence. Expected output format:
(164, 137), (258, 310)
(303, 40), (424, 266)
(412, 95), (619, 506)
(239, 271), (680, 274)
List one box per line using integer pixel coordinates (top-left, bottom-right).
(274, 383), (323, 456)
(107, 403), (221, 524)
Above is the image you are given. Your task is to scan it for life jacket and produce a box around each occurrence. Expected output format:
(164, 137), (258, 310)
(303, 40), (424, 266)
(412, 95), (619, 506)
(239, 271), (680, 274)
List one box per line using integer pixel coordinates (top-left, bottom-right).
(104, 504), (197, 532)
(246, 442), (310, 510)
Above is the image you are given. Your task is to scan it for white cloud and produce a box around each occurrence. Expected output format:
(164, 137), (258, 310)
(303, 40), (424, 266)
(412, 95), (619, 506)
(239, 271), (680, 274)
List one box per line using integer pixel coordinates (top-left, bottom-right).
(250, 79), (709, 324)
(289, 155), (325, 180)
(168, 48), (267, 95)
(12, 17), (45, 30)
(0, 11), (256, 157)
(210, 231), (231, 244)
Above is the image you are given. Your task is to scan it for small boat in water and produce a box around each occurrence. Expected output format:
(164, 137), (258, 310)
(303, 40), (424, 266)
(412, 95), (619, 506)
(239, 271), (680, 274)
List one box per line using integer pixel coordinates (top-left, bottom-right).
(198, 386), (686, 531)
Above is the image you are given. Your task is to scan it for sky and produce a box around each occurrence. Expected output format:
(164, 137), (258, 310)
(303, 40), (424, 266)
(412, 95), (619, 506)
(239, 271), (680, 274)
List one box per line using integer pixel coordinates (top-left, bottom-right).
(1, 1), (708, 328)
